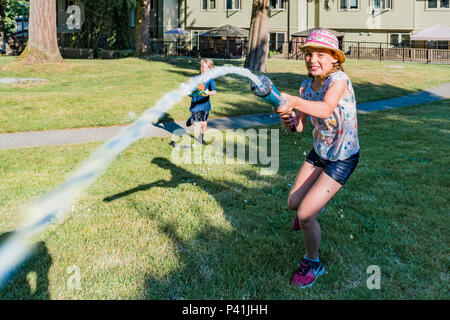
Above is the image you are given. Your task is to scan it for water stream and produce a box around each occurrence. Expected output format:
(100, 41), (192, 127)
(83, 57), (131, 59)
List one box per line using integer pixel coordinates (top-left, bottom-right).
(0, 66), (263, 287)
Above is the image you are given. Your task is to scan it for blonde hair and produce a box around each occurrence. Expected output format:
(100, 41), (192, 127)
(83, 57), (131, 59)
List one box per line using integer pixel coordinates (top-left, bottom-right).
(200, 58), (215, 71)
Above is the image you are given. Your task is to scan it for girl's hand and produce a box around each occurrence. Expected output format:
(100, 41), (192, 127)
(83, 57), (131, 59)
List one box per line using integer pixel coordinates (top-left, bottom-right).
(280, 111), (298, 131)
(276, 93), (294, 115)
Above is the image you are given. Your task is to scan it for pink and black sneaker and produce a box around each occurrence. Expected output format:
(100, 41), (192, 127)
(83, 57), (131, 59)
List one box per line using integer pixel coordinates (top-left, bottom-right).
(291, 258), (325, 288)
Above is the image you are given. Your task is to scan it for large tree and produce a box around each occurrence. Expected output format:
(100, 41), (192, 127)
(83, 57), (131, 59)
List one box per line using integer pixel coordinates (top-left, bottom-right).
(19, 0), (63, 64)
(244, 0), (270, 73)
(135, 0), (150, 56)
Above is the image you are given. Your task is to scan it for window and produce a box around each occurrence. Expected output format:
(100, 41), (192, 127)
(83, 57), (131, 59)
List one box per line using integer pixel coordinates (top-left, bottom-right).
(202, 0), (216, 11)
(389, 33), (410, 47)
(373, 0), (392, 10)
(269, 32), (285, 52)
(226, 0), (241, 10)
(427, 40), (449, 49)
(270, 0), (286, 10)
(150, 0), (154, 10)
(426, 0), (449, 9)
(339, 0), (359, 10)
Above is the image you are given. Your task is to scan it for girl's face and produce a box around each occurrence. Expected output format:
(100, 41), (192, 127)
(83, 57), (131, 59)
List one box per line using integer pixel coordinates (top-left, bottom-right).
(304, 47), (338, 78)
(200, 63), (210, 74)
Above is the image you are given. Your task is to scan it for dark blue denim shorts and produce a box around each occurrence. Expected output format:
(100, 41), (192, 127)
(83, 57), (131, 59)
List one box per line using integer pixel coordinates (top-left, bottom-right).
(306, 148), (360, 185)
(191, 110), (210, 122)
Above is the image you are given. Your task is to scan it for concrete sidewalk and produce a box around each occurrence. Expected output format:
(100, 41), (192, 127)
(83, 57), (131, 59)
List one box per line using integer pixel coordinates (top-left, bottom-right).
(1, 82), (449, 150)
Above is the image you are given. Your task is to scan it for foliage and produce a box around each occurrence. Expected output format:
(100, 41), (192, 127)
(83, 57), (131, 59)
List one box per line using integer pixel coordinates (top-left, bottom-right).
(0, 0), (29, 36)
(72, 0), (136, 50)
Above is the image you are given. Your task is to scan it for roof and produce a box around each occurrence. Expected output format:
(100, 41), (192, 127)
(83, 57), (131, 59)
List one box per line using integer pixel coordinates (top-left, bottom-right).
(200, 24), (249, 38)
(292, 27), (344, 38)
(411, 24), (450, 41)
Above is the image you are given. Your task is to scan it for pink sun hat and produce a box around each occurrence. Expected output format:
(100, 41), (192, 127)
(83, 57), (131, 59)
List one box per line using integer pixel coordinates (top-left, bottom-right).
(300, 28), (346, 63)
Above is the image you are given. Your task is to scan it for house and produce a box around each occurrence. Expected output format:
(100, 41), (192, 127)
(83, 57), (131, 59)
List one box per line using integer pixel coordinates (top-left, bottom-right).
(174, 1), (450, 49)
(310, 0), (450, 48)
(177, 0), (309, 52)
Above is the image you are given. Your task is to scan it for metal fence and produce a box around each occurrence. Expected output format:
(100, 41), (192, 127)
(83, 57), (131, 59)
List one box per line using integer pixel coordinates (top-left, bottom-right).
(290, 40), (450, 64)
(3, 34), (449, 64)
(148, 39), (450, 65)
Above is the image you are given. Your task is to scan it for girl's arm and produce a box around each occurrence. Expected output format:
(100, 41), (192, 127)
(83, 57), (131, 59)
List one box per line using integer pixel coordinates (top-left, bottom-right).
(278, 79), (347, 119)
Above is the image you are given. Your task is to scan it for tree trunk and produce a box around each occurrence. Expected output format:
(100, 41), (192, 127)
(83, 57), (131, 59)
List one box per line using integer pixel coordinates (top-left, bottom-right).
(244, 0), (269, 73)
(136, 0), (151, 56)
(19, 0), (63, 65)
(0, 0), (5, 54)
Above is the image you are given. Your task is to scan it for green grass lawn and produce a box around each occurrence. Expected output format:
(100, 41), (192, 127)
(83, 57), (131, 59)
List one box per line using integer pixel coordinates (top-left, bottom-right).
(0, 99), (448, 299)
(0, 55), (449, 133)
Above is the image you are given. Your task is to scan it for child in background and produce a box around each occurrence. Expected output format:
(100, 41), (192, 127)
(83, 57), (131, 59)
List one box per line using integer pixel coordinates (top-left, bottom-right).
(186, 58), (217, 145)
(276, 29), (360, 288)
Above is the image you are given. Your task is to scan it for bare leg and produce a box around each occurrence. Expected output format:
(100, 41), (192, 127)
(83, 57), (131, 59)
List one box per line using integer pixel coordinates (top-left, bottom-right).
(288, 161), (323, 211)
(201, 121), (207, 134)
(297, 172), (342, 260)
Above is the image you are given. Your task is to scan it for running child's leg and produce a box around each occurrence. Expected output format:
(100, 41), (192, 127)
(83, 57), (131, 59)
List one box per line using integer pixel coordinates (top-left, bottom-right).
(297, 172), (342, 260)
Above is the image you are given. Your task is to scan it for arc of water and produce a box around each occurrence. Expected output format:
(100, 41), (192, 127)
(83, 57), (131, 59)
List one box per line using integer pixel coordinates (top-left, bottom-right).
(0, 66), (262, 288)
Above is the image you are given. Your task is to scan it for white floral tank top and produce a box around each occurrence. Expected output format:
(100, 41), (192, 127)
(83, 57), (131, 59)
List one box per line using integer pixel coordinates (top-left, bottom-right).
(299, 71), (360, 161)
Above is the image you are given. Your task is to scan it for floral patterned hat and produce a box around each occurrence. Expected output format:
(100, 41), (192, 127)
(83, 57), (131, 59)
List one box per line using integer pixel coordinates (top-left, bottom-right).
(299, 29), (346, 63)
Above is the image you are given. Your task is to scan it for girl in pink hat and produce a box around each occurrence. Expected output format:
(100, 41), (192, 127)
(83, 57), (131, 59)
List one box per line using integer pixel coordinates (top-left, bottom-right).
(276, 29), (360, 288)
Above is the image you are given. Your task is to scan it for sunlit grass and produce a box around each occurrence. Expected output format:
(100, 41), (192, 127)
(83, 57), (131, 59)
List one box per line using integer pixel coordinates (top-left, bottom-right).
(0, 99), (448, 299)
(0, 55), (449, 133)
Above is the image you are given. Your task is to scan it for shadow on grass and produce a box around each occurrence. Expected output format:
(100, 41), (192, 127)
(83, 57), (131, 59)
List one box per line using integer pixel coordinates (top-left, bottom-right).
(0, 232), (52, 299)
(103, 145), (301, 299)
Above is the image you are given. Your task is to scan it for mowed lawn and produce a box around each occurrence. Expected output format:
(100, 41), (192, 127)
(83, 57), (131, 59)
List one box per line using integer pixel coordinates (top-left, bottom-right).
(0, 55), (450, 133)
(0, 99), (448, 299)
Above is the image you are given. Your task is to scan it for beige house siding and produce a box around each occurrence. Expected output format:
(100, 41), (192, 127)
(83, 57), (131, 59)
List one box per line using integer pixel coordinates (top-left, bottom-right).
(414, 0), (450, 29)
(319, 1), (414, 30)
(180, 0), (307, 38)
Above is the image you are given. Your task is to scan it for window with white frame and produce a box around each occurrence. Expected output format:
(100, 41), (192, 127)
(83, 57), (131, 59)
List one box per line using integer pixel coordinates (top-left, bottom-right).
(339, 0), (359, 10)
(202, 0), (216, 11)
(389, 33), (410, 46)
(269, 32), (285, 52)
(373, 0), (392, 10)
(226, 0), (241, 10)
(270, 0), (286, 10)
(426, 0), (449, 9)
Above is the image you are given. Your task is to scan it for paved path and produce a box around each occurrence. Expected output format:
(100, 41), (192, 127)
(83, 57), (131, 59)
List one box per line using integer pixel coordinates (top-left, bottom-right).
(1, 82), (449, 150)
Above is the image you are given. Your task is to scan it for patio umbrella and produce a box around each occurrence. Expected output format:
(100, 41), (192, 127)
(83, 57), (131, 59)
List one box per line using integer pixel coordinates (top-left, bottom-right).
(199, 24), (249, 38)
(165, 28), (190, 55)
(411, 24), (450, 41)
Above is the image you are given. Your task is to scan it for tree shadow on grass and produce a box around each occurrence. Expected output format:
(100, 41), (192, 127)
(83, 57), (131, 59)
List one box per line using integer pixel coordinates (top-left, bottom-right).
(103, 153), (300, 299)
(0, 232), (52, 300)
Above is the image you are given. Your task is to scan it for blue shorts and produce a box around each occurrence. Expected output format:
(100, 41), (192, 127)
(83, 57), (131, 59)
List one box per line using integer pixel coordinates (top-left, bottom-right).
(191, 110), (209, 122)
(305, 148), (360, 185)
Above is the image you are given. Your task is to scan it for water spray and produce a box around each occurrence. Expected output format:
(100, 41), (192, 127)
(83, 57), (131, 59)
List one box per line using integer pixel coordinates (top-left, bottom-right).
(0, 66), (263, 288)
(250, 75), (296, 132)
